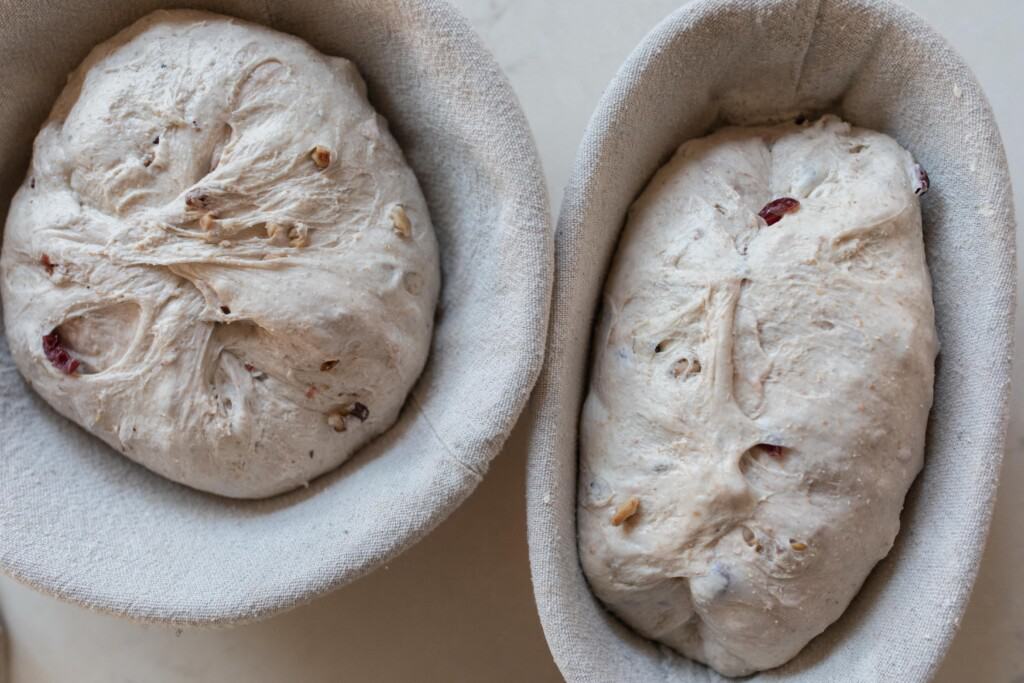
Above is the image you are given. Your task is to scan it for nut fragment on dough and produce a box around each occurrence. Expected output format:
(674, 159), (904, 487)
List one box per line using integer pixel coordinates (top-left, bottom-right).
(327, 411), (346, 432)
(391, 205), (412, 238)
(287, 224), (308, 248)
(610, 496), (640, 526)
(199, 213), (216, 231)
(311, 145), (332, 169)
(266, 222), (289, 245)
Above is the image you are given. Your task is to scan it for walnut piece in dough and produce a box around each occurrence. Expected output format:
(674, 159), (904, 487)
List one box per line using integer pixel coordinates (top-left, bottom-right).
(0, 10), (440, 498)
(578, 116), (936, 676)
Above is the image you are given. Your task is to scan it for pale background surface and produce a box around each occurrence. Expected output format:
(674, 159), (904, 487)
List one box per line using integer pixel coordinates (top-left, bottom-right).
(1, 0), (1021, 681)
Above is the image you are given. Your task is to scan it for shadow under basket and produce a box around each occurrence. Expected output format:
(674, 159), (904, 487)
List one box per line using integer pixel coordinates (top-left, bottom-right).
(526, 0), (1015, 681)
(0, 0), (552, 624)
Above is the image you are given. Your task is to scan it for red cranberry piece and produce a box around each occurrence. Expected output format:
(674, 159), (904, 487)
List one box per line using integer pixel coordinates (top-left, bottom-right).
(185, 188), (210, 210)
(913, 164), (930, 195)
(42, 330), (80, 375)
(40, 253), (55, 275)
(758, 198), (801, 226)
(243, 363), (255, 372)
(347, 402), (369, 422)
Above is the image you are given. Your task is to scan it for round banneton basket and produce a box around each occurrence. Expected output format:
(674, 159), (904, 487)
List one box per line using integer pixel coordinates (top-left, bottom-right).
(527, 0), (1015, 681)
(0, 0), (552, 623)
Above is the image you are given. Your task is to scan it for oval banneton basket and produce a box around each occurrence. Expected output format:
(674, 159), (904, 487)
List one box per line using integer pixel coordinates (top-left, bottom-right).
(527, 0), (1015, 681)
(0, 0), (552, 623)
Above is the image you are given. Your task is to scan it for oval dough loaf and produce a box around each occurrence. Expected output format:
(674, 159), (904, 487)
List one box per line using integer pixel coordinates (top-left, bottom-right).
(0, 10), (440, 498)
(578, 116), (936, 676)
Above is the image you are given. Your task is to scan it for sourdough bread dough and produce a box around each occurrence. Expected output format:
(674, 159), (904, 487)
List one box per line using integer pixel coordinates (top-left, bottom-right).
(578, 116), (936, 676)
(0, 10), (440, 498)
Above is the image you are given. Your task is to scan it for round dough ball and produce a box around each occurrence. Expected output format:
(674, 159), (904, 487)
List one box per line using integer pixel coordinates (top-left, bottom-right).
(0, 10), (440, 498)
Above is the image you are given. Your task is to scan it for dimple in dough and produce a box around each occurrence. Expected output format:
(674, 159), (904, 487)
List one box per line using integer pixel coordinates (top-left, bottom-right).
(0, 10), (440, 498)
(578, 116), (937, 676)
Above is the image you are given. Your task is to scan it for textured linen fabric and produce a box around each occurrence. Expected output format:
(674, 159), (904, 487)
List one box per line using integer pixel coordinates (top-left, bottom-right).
(527, 0), (1016, 681)
(0, 0), (552, 623)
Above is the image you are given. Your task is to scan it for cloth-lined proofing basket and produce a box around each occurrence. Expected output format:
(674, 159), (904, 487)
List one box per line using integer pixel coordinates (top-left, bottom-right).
(0, 0), (552, 623)
(527, 0), (1015, 680)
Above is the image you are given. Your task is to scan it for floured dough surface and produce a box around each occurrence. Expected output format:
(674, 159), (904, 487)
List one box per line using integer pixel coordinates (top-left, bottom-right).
(0, 10), (439, 498)
(578, 116), (936, 676)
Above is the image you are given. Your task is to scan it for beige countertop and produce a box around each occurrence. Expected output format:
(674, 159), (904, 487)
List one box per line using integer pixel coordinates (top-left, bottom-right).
(1, 0), (1021, 681)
